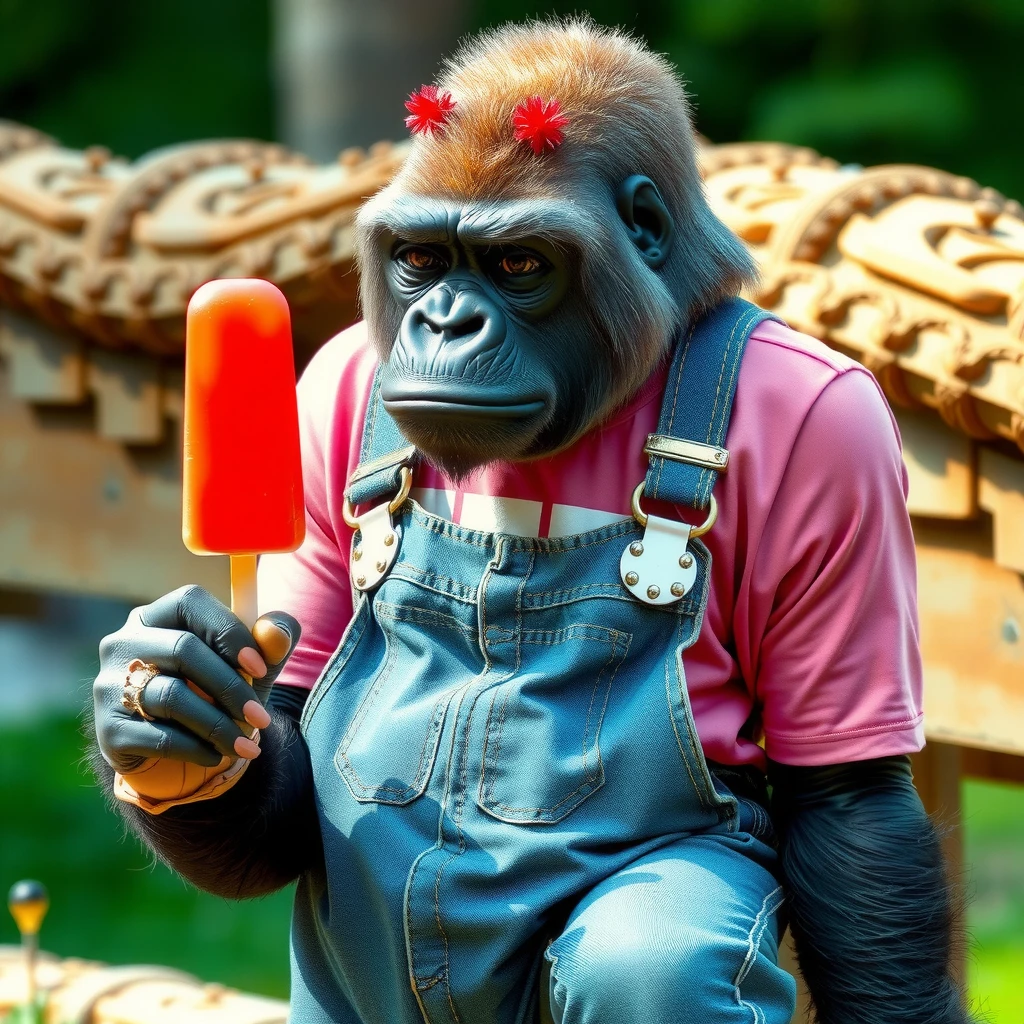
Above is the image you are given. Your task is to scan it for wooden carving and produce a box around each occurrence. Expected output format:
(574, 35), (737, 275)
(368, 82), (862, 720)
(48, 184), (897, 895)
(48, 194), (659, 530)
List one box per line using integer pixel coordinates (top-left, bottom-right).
(0, 123), (406, 359)
(703, 159), (1024, 456)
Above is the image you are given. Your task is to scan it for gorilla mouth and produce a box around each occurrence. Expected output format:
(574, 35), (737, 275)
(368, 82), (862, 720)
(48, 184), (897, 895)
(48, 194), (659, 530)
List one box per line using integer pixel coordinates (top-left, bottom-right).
(383, 397), (545, 419)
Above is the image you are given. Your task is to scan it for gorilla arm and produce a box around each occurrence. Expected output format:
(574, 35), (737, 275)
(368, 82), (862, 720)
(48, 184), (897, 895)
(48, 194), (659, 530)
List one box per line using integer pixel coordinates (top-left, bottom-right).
(90, 584), (321, 900)
(769, 756), (973, 1024)
(91, 683), (318, 900)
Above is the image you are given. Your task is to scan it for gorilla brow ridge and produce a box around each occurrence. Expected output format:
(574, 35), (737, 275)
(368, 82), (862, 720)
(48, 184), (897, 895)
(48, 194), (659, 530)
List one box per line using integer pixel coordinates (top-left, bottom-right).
(357, 193), (602, 249)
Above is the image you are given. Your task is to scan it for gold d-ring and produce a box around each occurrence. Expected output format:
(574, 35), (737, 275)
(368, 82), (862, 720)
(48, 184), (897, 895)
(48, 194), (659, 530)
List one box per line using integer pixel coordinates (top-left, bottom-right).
(342, 466), (413, 529)
(630, 481), (718, 538)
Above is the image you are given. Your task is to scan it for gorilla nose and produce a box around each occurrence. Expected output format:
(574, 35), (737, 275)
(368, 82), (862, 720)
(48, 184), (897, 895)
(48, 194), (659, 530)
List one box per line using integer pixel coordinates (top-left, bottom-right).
(416, 286), (493, 341)
(401, 285), (507, 374)
(424, 310), (485, 339)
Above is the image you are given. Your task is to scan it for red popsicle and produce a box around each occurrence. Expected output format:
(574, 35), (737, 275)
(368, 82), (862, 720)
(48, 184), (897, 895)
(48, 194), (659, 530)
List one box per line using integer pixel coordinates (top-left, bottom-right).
(183, 279), (305, 626)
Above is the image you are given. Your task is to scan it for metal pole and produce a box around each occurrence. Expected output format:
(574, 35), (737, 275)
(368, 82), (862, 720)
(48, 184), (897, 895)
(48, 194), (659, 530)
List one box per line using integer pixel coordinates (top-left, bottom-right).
(8, 880), (49, 1016)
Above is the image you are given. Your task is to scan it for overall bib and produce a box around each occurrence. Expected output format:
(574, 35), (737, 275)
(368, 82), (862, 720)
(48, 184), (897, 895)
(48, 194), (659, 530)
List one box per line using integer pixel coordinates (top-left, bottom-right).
(290, 299), (798, 1024)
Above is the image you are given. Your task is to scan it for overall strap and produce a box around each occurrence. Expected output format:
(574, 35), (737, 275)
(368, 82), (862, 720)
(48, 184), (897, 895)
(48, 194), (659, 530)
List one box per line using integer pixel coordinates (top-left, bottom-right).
(345, 366), (417, 507)
(644, 297), (780, 511)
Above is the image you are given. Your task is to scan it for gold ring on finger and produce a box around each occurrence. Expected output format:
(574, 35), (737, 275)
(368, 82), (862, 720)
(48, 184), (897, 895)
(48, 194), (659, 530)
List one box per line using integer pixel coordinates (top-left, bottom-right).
(122, 658), (158, 721)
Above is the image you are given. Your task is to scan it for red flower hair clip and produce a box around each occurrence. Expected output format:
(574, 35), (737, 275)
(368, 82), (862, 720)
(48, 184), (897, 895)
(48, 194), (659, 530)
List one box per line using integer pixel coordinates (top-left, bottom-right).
(405, 85), (457, 137)
(512, 96), (569, 155)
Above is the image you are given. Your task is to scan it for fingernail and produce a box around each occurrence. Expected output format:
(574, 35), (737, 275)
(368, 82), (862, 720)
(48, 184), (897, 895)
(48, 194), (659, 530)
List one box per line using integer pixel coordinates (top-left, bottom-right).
(234, 736), (262, 759)
(238, 646), (268, 679)
(243, 699), (271, 729)
(252, 619), (292, 666)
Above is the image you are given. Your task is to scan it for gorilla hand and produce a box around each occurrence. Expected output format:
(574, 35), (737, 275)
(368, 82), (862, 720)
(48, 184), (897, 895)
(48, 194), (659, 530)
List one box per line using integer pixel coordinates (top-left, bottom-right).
(94, 584), (299, 782)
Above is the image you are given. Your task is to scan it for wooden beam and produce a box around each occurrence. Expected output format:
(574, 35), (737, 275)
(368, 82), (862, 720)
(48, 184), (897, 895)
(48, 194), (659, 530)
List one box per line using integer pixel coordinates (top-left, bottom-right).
(910, 742), (966, 990)
(913, 520), (1024, 755)
(961, 746), (1024, 784)
(0, 309), (85, 403)
(978, 448), (1024, 574)
(895, 408), (976, 520)
(0, 362), (225, 602)
(87, 348), (164, 444)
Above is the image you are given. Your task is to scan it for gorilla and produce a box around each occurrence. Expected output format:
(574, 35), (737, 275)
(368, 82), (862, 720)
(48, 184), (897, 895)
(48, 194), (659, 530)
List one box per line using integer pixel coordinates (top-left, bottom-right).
(92, 19), (972, 1024)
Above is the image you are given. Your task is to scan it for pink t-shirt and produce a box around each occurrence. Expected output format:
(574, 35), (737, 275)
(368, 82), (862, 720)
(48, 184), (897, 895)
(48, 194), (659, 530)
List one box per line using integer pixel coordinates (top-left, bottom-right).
(258, 318), (924, 770)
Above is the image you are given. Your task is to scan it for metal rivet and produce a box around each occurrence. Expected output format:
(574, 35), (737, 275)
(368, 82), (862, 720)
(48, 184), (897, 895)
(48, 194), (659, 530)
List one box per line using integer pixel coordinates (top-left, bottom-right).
(679, 554), (693, 569)
(384, 532), (395, 547)
(671, 582), (685, 597)
(355, 575), (366, 587)
(353, 547), (362, 561)
(715, 451), (725, 462)
(376, 560), (387, 572)
(629, 541), (644, 557)
(625, 572), (639, 586)
(647, 585), (661, 600)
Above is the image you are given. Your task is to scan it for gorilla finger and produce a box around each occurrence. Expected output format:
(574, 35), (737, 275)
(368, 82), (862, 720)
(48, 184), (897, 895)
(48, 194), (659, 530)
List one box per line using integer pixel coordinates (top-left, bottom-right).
(251, 612), (302, 683)
(140, 676), (260, 760)
(139, 585), (269, 680)
(122, 626), (263, 725)
(105, 716), (224, 768)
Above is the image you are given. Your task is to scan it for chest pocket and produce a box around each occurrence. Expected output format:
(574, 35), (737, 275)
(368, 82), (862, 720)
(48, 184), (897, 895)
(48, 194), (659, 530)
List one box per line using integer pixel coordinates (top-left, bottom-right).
(477, 623), (631, 825)
(335, 597), (478, 805)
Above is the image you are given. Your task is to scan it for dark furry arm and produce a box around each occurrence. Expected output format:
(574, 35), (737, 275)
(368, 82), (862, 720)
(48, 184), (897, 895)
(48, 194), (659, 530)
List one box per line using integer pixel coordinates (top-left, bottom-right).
(768, 755), (973, 1024)
(91, 687), (318, 899)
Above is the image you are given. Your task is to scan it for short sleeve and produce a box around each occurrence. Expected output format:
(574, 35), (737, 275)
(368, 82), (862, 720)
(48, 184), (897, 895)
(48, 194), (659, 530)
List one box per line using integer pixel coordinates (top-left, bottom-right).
(257, 343), (358, 691)
(753, 368), (924, 766)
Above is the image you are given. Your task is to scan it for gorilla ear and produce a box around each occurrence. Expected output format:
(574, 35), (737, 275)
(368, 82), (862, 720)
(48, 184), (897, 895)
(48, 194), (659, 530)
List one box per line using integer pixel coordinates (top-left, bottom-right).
(615, 175), (675, 269)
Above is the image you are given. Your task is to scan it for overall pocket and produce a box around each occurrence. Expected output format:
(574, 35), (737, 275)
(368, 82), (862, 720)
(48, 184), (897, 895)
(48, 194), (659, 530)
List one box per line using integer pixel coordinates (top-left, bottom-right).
(334, 598), (478, 805)
(477, 623), (631, 824)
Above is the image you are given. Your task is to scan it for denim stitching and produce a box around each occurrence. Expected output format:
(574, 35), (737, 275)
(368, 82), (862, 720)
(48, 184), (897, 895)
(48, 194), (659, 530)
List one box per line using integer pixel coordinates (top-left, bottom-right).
(664, 642), (707, 811)
(694, 309), (742, 506)
(391, 564), (479, 603)
(733, 881), (786, 1024)
(437, 687), (478, 1024)
(734, 885), (786, 1010)
(522, 586), (698, 616)
(335, 604), (457, 800)
(361, 370), (380, 463)
(695, 306), (756, 508)
(654, 320), (697, 496)
(515, 550), (535, 676)
(675, 650), (720, 814)
(480, 627), (627, 821)
(375, 600), (479, 641)
(300, 599), (370, 731)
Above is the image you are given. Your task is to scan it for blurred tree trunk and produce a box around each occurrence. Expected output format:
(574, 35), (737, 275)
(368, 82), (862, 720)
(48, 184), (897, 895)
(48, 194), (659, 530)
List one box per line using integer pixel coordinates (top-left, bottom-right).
(273, 0), (470, 161)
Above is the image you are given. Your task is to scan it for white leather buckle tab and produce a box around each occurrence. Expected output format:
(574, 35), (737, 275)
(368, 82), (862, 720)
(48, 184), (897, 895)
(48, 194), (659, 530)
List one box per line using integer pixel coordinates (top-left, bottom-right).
(350, 502), (400, 592)
(619, 513), (697, 606)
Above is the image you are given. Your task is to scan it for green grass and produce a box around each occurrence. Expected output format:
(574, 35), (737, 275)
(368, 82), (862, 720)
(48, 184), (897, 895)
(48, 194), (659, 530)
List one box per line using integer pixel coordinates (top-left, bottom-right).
(0, 715), (292, 998)
(962, 778), (1024, 1023)
(1, 716), (1022, 1015)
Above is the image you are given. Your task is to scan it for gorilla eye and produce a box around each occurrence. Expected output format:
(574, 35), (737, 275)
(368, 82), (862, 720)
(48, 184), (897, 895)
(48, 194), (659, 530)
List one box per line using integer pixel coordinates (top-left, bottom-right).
(399, 248), (443, 271)
(499, 254), (543, 276)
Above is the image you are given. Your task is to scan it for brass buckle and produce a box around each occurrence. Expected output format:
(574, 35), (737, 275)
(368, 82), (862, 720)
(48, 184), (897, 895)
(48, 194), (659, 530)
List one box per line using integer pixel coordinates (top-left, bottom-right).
(342, 465), (412, 529)
(629, 481), (717, 537)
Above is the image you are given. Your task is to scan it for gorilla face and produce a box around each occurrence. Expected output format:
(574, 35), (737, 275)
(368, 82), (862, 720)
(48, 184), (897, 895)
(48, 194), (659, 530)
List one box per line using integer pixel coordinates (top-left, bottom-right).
(380, 227), (572, 475)
(359, 180), (680, 479)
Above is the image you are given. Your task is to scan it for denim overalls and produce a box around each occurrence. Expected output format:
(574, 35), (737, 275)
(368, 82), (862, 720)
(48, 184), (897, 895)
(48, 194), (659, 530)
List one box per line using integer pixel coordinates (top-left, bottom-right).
(290, 298), (798, 1024)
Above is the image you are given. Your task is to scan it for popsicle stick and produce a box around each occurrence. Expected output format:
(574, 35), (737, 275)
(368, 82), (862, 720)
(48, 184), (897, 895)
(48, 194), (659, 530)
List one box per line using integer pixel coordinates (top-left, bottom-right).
(230, 553), (259, 630)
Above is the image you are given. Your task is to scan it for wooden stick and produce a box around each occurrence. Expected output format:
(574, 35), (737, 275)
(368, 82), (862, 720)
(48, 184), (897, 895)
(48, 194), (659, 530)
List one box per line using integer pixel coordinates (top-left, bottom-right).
(230, 553), (259, 630)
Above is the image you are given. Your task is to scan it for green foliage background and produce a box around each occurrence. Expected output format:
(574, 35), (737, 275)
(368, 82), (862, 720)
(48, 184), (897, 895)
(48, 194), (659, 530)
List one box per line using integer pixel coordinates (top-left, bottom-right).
(2, 0), (1023, 198)
(1, 0), (1022, 1021)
